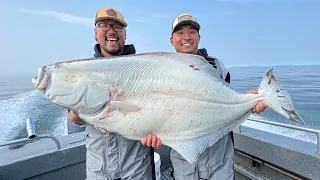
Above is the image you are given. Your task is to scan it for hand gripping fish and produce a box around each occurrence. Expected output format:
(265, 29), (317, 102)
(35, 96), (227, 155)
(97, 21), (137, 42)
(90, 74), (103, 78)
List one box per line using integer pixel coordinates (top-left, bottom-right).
(32, 52), (304, 164)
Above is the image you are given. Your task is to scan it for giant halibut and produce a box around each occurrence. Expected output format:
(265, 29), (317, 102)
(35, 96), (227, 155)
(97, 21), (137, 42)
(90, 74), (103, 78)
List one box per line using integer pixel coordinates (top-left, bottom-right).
(32, 52), (304, 163)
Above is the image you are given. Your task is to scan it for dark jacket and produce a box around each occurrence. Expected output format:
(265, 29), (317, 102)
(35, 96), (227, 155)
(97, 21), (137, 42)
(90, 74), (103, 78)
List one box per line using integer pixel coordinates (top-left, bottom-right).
(198, 48), (231, 84)
(93, 44), (136, 57)
(85, 44), (155, 180)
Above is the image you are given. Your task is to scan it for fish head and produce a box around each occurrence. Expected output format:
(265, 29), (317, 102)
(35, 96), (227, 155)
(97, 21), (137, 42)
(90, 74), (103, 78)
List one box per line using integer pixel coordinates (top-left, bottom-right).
(32, 66), (50, 93)
(32, 65), (111, 116)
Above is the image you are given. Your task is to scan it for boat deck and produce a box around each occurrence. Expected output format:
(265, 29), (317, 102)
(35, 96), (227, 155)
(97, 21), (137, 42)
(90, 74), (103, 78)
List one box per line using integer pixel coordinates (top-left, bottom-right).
(1, 118), (319, 180)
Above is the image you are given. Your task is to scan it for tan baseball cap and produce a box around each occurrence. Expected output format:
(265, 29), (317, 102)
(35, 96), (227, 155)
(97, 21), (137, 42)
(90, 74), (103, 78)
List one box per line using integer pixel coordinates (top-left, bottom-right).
(95, 7), (128, 27)
(172, 14), (200, 34)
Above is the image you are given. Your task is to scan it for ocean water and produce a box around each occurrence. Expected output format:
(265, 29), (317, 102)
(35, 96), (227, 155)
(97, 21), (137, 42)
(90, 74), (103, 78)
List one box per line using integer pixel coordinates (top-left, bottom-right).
(0, 65), (319, 144)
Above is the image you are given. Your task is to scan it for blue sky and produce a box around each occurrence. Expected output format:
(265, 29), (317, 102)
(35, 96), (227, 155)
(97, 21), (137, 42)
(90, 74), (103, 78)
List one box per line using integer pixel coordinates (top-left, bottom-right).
(0, 0), (319, 76)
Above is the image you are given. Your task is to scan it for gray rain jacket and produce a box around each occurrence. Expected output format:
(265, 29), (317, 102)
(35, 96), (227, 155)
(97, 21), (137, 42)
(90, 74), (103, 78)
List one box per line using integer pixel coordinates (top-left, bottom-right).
(170, 48), (235, 180)
(85, 44), (155, 180)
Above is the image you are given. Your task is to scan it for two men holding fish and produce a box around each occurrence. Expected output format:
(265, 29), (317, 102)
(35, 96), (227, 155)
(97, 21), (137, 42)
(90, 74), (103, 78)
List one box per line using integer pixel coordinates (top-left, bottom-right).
(58, 6), (274, 180)
(64, 7), (268, 180)
(30, 5), (305, 179)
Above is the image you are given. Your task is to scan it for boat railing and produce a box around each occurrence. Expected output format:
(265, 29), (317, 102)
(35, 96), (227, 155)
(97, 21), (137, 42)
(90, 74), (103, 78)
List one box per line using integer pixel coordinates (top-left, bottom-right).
(0, 118), (61, 150)
(1, 117), (319, 155)
(238, 117), (320, 155)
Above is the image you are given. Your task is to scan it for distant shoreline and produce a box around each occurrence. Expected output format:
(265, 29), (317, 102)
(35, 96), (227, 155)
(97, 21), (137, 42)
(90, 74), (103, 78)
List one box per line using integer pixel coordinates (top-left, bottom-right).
(229, 64), (320, 68)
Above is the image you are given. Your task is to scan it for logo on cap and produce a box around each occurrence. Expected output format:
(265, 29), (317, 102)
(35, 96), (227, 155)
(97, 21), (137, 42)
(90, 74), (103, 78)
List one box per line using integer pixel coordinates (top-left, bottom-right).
(178, 15), (194, 23)
(106, 9), (117, 17)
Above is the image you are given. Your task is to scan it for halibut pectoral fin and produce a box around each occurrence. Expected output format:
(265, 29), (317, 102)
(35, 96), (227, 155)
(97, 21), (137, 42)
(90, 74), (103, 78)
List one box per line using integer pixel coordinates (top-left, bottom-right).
(110, 101), (140, 115)
(166, 112), (251, 164)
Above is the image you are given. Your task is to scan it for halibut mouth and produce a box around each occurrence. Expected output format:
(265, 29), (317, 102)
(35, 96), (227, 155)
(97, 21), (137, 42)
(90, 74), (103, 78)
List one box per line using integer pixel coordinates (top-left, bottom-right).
(32, 66), (49, 91)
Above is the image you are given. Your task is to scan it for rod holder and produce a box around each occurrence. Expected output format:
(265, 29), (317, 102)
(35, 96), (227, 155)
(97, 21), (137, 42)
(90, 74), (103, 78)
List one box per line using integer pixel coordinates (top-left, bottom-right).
(0, 118), (61, 151)
(26, 118), (36, 138)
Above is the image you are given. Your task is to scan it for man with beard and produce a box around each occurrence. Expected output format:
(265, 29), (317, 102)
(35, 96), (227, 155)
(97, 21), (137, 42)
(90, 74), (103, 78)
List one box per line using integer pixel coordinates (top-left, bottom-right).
(68, 7), (156, 180)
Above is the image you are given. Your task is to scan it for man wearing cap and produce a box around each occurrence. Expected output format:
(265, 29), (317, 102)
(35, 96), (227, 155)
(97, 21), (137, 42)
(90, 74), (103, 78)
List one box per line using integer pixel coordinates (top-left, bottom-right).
(170, 14), (266, 180)
(142, 13), (266, 180)
(68, 7), (156, 180)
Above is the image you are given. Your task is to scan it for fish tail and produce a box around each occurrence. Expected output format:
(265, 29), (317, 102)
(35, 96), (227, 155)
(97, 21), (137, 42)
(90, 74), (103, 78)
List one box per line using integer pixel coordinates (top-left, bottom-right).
(257, 69), (304, 124)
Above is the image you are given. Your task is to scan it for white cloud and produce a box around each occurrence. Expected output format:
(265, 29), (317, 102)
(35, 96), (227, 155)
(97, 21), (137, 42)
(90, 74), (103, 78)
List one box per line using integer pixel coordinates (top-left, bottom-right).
(19, 8), (94, 27)
(20, 8), (169, 26)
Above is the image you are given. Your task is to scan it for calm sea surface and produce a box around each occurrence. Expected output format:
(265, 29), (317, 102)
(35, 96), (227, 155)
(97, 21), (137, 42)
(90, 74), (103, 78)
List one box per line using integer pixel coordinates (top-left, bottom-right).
(0, 65), (319, 144)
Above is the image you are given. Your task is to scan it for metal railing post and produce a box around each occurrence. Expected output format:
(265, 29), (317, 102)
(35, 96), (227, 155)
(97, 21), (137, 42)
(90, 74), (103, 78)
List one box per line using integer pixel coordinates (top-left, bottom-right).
(244, 118), (320, 156)
(317, 133), (320, 155)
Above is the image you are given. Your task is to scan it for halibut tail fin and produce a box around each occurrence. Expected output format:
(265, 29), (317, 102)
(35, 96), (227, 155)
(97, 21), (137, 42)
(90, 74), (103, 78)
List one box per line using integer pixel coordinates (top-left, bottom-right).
(258, 69), (304, 124)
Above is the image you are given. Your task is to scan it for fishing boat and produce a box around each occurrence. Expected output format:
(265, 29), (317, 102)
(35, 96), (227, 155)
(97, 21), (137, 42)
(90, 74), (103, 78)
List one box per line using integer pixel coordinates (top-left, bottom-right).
(1, 116), (319, 180)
